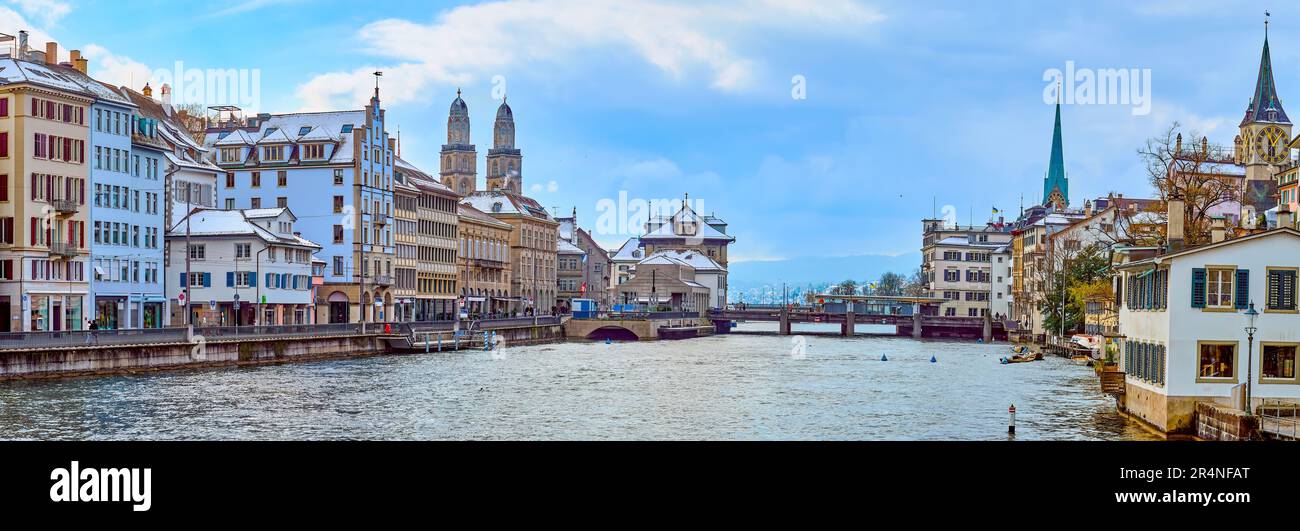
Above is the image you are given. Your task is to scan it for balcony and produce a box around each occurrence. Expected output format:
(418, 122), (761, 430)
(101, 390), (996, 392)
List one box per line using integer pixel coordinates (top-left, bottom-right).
(49, 242), (79, 258)
(471, 258), (507, 270)
(371, 275), (394, 286)
(53, 200), (79, 215)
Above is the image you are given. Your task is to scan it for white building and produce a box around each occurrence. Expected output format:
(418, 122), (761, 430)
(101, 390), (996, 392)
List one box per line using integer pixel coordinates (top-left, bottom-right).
(1115, 225), (1300, 433)
(920, 220), (1012, 318)
(166, 207), (320, 327)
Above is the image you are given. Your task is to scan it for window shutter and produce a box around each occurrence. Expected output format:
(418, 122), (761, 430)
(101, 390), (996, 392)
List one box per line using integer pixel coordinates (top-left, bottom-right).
(250, 273), (257, 287)
(1285, 271), (1298, 311)
(180, 272), (187, 287)
(203, 273), (212, 287)
(1191, 268), (1206, 308)
(227, 272), (235, 287)
(1235, 269), (1250, 310)
(0, 173), (6, 201)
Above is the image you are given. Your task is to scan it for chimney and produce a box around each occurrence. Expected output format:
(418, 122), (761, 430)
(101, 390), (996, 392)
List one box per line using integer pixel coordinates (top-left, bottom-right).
(1211, 218), (1227, 243)
(70, 49), (87, 73)
(160, 84), (172, 105)
(44, 41), (56, 65)
(1280, 206), (1295, 231)
(1167, 194), (1185, 252)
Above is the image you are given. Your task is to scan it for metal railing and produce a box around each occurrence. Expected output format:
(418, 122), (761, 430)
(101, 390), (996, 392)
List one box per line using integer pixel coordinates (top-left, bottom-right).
(0, 317), (565, 352)
(53, 199), (79, 214)
(49, 242), (80, 257)
(1259, 399), (1300, 440)
(0, 327), (189, 350)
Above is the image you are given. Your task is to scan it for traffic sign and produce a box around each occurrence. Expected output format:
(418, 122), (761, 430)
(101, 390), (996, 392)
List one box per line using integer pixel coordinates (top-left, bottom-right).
(209, 300), (216, 311)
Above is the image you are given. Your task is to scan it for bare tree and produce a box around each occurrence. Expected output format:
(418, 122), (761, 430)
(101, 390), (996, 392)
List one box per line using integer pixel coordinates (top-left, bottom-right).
(1138, 122), (1242, 246)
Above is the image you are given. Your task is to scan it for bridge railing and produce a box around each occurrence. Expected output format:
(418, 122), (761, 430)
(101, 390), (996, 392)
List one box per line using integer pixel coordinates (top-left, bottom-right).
(0, 328), (190, 351)
(602, 311), (702, 320)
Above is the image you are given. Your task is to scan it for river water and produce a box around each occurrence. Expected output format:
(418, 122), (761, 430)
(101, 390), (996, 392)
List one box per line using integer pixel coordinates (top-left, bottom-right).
(0, 325), (1158, 440)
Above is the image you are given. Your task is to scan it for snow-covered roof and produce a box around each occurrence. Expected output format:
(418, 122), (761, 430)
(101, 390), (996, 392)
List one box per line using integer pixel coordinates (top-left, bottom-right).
(205, 110), (365, 165)
(167, 208), (319, 249)
(462, 190), (553, 221)
(0, 58), (92, 95)
(611, 237), (644, 262)
(257, 127), (294, 144)
(243, 207), (291, 220)
(214, 129), (257, 146)
(457, 203), (512, 229)
(558, 238), (586, 255)
(645, 249), (725, 271)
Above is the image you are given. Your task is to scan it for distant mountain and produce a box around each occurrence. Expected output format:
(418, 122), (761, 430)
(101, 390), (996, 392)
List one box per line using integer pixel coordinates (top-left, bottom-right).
(728, 252), (922, 292)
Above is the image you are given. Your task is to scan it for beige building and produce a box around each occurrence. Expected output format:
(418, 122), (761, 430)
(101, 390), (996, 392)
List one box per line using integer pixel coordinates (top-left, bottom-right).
(400, 158), (459, 321)
(392, 172), (419, 321)
(614, 254), (710, 316)
(463, 192), (557, 314)
(457, 203), (512, 315)
(556, 209), (612, 310)
(0, 53), (94, 332)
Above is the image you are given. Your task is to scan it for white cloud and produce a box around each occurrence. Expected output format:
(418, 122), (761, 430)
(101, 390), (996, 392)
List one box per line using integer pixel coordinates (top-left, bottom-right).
(81, 44), (153, 91)
(295, 0), (884, 110)
(6, 0), (69, 27)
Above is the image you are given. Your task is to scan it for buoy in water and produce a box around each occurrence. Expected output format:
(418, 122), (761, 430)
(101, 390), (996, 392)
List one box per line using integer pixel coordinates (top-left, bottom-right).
(881, 354), (888, 361)
(605, 338), (612, 345)
(930, 356), (937, 363)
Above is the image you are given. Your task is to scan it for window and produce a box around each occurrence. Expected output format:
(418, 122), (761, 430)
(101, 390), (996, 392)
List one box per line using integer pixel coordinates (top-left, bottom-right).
(251, 172), (261, 187)
(303, 144), (324, 159)
(188, 244), (205, 260)
(226, 198), (235, 209)
(1204, 268), (1236, 309)
(235, 243), (251, 259)
(333, 225), (344, 244)
(250, 197), (261, 209)
(1262, 344), (1299, 382)
(1197, 341), (1238, 382)
(277, 197), (287, 208)
(1266, 268), (1298, 312)
(277, 171), (287, 187)
(334, 195), (344, 213)
(333, 256), (344, 276)
(334, 169), (344, 185)
(226, 173), (235, 188)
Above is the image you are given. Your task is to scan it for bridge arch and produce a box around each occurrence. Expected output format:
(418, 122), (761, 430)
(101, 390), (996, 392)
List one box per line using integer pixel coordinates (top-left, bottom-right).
(585, 326), (640, 342)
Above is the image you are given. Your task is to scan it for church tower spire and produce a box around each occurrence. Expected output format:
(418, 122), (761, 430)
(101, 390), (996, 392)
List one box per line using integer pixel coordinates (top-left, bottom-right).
(440, 88), (478, 195)
(487, 96), (523, 194)
(1241, 14), (1293, 182)
(1042, 98), (1068, 209)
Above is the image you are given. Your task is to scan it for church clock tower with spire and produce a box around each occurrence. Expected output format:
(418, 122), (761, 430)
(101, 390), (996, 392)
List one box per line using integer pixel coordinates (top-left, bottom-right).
(441, 89), (478, 195)
(1241, 18), (1292, 183)
(486, 97), (523, 194)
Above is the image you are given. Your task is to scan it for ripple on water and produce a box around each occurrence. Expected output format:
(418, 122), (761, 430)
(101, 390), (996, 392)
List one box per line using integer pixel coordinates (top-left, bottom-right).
(0, 331), (1160, 441)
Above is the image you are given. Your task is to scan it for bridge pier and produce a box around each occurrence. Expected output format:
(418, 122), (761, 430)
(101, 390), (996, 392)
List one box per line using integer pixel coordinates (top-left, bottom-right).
(911, 312), (922, 339)
(841, 310), (855, 337)
(779, 307), (791, 335)
(982, 314), (992, 343)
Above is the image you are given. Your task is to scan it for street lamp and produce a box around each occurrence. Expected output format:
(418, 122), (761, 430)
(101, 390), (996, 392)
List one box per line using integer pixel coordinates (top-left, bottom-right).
(1243, 301), (1260, 413)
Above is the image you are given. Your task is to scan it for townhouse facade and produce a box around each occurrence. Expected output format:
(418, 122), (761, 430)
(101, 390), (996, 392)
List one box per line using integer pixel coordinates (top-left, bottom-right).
(1115, 225), (1300, 433)
(206, 89), (395, 324)
(165, 208), (319, 326)
(0, 54), (92, 332)
(457, 202), (512, 315)
(556, 209), (613, 310)
(920, 219), (1012, 319)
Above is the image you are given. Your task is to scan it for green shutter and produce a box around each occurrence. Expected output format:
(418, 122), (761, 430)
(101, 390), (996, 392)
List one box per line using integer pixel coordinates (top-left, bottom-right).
(1235, 269), (1250, 310)
(1191, 268), (1206, 308)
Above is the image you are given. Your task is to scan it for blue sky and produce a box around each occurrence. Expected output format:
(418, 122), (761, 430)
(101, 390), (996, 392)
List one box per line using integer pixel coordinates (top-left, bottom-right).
(4, 0), (1290, 262)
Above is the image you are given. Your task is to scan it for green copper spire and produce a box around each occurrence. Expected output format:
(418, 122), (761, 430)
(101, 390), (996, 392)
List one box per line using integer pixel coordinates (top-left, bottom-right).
(1042, 100), (1068, 207)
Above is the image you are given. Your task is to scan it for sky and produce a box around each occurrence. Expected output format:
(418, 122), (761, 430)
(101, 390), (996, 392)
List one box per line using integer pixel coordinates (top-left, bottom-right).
(0, 0), (1289, 263)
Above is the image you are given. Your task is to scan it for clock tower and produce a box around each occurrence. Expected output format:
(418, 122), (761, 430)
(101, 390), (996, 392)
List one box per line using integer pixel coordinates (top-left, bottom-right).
(1241, 22), (1292, 182)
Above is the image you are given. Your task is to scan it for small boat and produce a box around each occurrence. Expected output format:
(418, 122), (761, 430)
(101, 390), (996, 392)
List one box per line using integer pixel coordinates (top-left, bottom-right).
(1070, 355), (1093, 366)
(1000, 352), (1043, 364)
(1010, 345), (1029, 355)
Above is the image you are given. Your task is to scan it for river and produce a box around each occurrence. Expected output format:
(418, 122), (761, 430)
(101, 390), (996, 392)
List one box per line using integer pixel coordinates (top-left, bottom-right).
(0, 325), (1158, 440)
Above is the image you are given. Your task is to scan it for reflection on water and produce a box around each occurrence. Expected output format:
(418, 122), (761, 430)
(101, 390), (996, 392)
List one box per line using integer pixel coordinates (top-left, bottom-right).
(0, 327), (1159, 440)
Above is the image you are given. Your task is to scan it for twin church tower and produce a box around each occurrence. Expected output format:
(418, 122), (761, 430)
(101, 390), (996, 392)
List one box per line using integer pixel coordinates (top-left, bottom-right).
(441, 89), (523, 195)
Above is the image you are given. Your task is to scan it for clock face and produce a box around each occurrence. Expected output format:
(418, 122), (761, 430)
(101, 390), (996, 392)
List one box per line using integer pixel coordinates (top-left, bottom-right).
(1253, 125), (1290, 164)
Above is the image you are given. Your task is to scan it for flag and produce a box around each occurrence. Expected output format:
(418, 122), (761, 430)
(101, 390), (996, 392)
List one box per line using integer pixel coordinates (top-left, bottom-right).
(992, 206), (1001, 215)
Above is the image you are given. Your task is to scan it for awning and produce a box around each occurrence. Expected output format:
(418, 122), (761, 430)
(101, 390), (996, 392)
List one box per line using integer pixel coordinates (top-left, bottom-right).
(467, 297), (486, 303)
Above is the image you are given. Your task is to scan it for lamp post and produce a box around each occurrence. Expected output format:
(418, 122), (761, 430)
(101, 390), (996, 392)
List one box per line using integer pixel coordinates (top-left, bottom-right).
(1243, 301), (1260, 413)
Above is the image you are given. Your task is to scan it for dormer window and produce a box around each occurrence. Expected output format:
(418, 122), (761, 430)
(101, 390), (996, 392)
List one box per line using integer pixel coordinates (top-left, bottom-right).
(263, 145), (285, 161)
(340, 124), (354, 134)
(220, 147), (242, 163)
(299, 126), (312, 136)
(302, 144), (325, 160)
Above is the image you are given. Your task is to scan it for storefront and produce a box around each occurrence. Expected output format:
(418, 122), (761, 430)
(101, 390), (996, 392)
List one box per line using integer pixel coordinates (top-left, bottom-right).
(27, 293), (85, 332)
